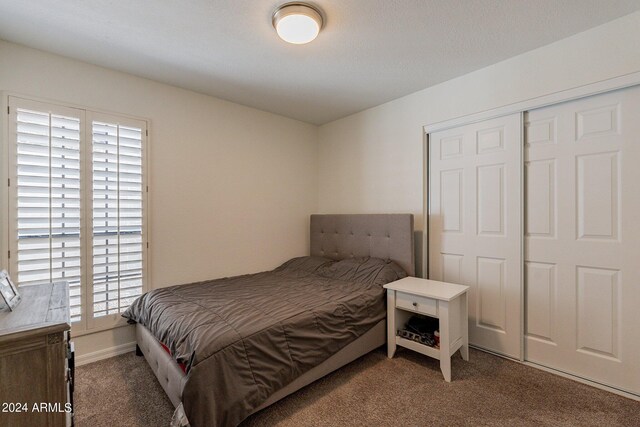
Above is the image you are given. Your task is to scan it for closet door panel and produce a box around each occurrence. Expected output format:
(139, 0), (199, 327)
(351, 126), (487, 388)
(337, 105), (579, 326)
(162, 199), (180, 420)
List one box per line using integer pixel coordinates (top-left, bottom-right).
(429, 113), (522, 359)
(525, 86), (640, 395)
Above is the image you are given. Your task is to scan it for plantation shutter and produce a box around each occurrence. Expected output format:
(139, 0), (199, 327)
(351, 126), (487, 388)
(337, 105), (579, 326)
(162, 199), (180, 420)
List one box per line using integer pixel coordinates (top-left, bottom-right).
(9, 99), (84, 322)
(89, 114), (146, 320)
(7, 97), (148, 332)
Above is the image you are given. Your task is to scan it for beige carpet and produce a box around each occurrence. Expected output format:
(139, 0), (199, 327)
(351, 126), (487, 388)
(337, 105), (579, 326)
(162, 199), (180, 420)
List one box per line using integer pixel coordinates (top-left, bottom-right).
(75, 347), (640, 427)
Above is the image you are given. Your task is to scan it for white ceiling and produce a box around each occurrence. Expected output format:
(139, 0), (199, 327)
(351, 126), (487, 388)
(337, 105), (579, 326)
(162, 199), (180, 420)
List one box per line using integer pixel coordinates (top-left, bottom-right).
(0, 1), (638, 125)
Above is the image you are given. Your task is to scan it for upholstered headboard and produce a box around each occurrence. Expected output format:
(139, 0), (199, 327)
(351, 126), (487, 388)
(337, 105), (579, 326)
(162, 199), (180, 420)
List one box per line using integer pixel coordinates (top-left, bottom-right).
(310, 214), (415, 276)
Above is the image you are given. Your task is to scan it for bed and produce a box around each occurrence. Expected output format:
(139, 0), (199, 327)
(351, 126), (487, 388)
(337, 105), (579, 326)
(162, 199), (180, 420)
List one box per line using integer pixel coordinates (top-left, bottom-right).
(124, 214), (415, 426)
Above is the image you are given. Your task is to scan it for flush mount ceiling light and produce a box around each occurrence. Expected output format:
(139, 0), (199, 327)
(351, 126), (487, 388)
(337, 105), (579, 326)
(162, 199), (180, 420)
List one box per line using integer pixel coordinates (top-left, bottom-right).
(272, 2), (323, 45)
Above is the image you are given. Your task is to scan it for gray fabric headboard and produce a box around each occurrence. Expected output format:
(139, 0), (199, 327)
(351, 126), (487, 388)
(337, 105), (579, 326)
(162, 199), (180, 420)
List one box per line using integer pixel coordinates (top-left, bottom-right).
(310, 214), (415, 276)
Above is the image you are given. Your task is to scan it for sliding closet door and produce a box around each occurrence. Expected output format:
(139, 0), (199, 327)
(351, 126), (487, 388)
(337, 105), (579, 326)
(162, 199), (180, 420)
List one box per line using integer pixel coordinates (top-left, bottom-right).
(525, 86), (640, 394)
(429, 113), (522, 359)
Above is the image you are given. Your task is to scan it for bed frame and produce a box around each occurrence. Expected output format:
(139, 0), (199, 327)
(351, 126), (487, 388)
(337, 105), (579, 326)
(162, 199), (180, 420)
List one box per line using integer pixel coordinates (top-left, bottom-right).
(135, 214), (415, 418)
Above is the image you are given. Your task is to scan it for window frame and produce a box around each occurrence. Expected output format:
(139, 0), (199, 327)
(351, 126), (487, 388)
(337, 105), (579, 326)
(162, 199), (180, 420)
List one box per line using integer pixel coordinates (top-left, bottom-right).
(2, 93), (151, 336)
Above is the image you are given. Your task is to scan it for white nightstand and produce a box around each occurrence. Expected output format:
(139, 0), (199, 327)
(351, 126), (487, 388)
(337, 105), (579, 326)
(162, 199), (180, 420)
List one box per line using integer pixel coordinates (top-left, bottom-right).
(384, 277), (470, 382)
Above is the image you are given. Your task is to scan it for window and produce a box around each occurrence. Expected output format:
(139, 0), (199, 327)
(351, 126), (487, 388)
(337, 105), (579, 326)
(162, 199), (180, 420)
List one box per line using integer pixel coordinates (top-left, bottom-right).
(6, 97), (148, 332)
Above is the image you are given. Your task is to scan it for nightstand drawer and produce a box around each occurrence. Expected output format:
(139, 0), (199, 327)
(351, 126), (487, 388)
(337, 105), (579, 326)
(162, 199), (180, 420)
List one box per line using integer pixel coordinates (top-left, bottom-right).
(396, 291), (438, 316)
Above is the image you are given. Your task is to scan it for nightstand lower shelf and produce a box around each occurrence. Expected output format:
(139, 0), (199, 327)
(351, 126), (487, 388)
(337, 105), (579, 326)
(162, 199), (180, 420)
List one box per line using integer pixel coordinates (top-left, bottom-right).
(396, 336), (440, 360)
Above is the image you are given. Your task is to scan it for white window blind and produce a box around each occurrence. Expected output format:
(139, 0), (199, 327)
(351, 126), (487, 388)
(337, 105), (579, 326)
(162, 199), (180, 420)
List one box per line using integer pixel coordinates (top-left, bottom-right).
(13, 106), (83, 322)
(91, 120), (144, 317)
(7, 97), (148, 332)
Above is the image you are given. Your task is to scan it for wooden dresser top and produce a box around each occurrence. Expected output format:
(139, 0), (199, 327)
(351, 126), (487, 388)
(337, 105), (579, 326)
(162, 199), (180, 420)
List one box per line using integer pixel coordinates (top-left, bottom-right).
(0, 282), (70, 343)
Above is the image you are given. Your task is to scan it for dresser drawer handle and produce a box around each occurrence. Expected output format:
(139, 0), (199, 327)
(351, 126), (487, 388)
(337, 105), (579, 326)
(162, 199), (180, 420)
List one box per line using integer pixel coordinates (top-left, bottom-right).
(412, 302), (418, 307)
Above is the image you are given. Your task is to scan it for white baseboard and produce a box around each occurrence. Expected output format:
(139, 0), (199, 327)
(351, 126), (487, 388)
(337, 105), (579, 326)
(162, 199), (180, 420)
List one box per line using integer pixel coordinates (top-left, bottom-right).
(76, 341), (137, 366)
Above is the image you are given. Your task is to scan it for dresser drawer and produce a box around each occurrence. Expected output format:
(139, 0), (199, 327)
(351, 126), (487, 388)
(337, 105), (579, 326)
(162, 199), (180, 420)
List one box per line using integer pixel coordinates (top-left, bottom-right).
(395, 291), (438, 317)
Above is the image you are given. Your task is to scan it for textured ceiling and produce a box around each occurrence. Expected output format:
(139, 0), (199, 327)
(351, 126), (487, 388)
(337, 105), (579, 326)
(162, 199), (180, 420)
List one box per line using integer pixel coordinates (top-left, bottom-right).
(0, 0), (638, 124)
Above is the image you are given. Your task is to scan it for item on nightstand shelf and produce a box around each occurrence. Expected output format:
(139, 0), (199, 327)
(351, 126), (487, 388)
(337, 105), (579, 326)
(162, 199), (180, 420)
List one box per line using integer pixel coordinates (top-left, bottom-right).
(397, 315), (439, 347)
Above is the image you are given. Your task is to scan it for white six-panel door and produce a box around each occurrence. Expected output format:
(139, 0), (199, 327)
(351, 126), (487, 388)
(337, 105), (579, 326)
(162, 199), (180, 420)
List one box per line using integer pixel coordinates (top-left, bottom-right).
(524, 87), (640, 394)
(429, 113), (522, 359)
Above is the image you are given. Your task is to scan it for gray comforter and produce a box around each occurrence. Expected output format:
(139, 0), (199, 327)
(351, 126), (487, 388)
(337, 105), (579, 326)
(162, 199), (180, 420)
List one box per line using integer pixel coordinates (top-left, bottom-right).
(123, 256), (406, 427)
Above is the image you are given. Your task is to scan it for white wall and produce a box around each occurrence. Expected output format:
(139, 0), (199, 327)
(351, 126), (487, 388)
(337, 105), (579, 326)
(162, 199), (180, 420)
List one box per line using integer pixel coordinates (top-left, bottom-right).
(318, 11), (640, 261)
(0, 40), (318, 358)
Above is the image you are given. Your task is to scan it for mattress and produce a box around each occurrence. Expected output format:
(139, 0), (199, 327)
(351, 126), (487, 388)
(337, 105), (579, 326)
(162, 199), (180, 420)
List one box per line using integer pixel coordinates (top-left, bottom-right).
(123, 256), (406, 427)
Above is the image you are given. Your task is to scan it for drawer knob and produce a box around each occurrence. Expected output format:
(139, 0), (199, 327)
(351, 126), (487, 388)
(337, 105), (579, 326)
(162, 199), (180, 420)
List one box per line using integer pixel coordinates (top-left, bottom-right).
(412, 301), (418, 307)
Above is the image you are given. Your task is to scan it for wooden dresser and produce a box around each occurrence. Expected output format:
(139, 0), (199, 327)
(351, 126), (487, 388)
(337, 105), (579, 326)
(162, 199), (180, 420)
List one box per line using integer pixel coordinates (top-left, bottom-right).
(0, 282), (73, 427)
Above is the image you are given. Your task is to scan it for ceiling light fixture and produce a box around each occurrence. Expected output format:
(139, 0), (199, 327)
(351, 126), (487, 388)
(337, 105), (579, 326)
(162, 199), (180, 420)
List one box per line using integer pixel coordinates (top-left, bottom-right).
(272, 2), (323, 45)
